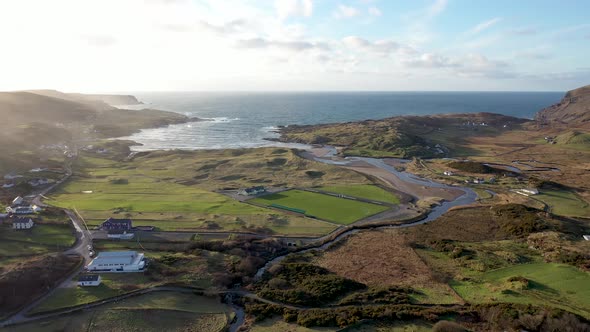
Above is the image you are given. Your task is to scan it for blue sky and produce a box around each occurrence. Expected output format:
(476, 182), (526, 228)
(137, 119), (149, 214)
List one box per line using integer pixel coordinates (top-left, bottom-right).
(0, 0), (589, 91)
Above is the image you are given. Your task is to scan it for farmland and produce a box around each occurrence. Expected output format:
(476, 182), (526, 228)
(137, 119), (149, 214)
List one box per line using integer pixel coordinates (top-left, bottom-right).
(452, 263), (590, 319)
(46, 147), (375, 235)
(6, 292), (232, 332)
(535, 189), (590, 217)
(0, 224), (75, 257)
(250, 190), (389, 224)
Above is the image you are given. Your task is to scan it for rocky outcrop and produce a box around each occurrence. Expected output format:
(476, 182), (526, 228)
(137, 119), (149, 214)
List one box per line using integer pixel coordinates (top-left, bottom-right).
(535, 85), (590, 125)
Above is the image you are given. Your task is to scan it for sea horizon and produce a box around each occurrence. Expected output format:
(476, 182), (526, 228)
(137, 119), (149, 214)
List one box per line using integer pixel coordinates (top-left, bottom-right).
(119, 91), (564, 151)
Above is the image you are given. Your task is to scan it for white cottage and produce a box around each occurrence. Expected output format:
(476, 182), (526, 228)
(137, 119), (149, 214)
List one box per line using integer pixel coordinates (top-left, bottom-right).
(77, 275), (102, 287)
(12, 217), (34, 230)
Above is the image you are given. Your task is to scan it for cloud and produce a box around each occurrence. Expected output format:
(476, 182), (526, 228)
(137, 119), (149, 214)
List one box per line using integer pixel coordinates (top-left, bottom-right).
(82, 34), (117, 47)
(275, 0), (313, 20)
(342, 36), (414, 55)
(468, 17), (502, 35)
(333, 5), (360, 19)
(236, 37), (328, 52)
(404, 53), (457, 68)
(198, 20), (247, 35)
(368, 7), (382, 17)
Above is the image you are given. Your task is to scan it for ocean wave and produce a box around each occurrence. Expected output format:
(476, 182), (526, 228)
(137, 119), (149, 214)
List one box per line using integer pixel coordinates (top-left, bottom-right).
(202, 117), (240, 123)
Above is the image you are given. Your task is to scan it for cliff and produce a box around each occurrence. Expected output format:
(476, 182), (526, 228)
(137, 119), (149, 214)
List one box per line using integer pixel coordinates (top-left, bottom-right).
(535, 85), (590, 125)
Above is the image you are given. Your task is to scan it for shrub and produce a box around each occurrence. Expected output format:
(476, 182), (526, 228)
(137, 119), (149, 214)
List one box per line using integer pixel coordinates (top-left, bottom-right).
(109, 178), (129, 184)
(432, 320), (469, 332)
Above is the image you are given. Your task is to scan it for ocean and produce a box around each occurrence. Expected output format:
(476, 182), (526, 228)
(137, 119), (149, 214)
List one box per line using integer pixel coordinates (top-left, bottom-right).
(119, 91), (563, 150)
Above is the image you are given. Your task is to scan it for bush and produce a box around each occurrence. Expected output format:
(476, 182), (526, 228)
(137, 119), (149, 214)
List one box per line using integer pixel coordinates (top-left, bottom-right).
(432, 320), (469, 332)
(109, 178), (129, 184)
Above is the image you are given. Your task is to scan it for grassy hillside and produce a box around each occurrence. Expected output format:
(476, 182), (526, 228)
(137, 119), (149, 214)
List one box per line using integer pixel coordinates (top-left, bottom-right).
(279, 113), (528, 158)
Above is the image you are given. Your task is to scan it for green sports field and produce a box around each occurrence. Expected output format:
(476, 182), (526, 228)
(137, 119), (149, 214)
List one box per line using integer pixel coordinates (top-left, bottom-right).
(250, 189), (389, 224)
(318, 184), (400, 204)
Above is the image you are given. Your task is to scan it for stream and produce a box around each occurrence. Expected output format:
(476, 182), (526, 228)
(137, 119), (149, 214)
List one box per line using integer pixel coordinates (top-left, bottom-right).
(254, 146), (478, 279)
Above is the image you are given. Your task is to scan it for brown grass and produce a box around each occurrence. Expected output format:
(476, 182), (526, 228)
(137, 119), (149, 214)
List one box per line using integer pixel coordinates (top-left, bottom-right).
(314, 230), (450, 292)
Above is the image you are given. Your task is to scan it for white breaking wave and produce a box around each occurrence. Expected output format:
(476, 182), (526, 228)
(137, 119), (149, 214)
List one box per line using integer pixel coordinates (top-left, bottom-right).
(203, 117), (240, 123)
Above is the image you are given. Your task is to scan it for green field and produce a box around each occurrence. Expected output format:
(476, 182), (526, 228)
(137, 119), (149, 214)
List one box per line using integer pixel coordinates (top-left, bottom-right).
(452, 263), (590, 318)
(31, 274), (155, 313)
(535, 189), (590, 217)
(0, 224), (75, 257)
(318, 185), (400, 204)
(11, 292), (232, 332)
(251, 190), (389, 224)
(46, 153), (341, 235)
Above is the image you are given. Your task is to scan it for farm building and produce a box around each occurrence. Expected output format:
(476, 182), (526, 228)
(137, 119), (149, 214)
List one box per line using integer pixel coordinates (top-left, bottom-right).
(515, 188), (540, 196)
(86, 251), (146, 272)
(77, 275), (102, 287)
(101, 218), (133, 231)
(107, 230), (135, 240)
(12, 217), (34, 230)
(238, 186), (267, 196)
(6, 206), (34, 214)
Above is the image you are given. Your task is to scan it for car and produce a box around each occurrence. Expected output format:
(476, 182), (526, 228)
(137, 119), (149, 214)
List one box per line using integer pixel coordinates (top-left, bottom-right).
(89, 251), (95, 257)
(87, 245), (93, 251)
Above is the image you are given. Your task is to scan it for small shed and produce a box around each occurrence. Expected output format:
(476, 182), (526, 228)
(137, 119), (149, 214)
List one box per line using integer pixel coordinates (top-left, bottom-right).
(77, 275), (102, 287)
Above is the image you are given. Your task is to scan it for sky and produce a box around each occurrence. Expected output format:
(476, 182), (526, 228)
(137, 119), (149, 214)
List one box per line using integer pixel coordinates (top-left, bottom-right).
(0, 0), (589, 92)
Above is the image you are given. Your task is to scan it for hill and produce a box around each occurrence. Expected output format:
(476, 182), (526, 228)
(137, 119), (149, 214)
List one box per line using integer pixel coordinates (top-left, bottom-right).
(535, 84), (590, 125)
(0, 90), (190, 175)
(554, 130), (590, 146)
(279, 112), (528, 158)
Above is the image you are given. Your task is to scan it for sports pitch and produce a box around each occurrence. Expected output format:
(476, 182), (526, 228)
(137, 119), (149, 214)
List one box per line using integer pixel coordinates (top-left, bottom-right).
(250, 189), (389, 224)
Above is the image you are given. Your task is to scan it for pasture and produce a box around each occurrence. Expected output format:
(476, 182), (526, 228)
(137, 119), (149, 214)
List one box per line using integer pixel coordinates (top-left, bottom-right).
(535, 189), (590, 217)
(250, 190), (389, 224)
(451, 263), (590, 319)
(11, 292), (232, 332)
(47, 151), (346, 235)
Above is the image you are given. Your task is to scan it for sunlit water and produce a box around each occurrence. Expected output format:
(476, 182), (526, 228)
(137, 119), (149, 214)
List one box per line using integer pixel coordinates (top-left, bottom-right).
(117, 91), (562, 150)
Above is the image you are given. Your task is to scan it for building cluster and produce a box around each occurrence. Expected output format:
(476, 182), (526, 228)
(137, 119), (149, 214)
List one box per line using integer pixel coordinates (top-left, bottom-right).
(5, 196), (42, 215)
(2, 169), (56, 189)
(238, 186), (267, 196)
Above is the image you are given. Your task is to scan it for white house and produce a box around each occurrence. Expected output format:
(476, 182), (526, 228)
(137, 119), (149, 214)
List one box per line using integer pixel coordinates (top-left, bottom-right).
(443, 171), (454, 176)
(86, 251), (146, 272)
(28, 178), (52, 187)
(77, 274), (102, 287)
(238, 186), (267, 196)
(3, 173), (23, 180)
(6, 206), (34, 214)
(515, 188), (539, 197)
(12, 217), (34, 230)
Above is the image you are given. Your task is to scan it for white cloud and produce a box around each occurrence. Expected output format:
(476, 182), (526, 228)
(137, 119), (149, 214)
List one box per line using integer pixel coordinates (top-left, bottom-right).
(275, 0), (313, 20)
(368, 7), (382, 17)
(468, 17), (502, 35)
(334, 5), (360, 19)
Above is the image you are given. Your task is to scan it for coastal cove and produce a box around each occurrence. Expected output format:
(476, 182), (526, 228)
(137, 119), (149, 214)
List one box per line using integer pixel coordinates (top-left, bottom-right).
(118, 91), (562, 150)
